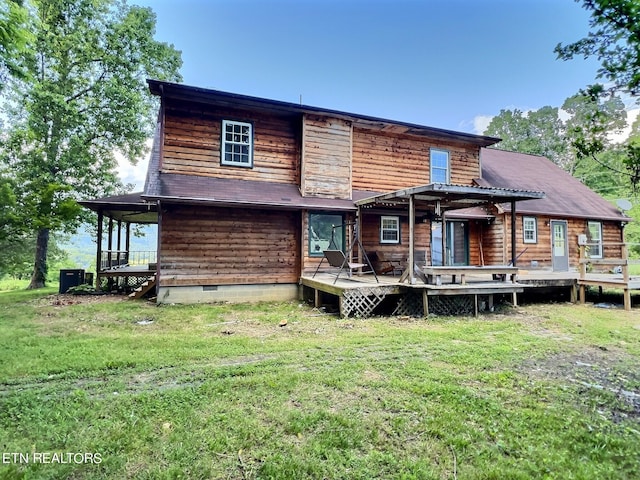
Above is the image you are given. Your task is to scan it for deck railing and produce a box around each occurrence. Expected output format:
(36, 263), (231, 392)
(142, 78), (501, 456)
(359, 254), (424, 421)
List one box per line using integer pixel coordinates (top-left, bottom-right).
(100, 250), (157, 271)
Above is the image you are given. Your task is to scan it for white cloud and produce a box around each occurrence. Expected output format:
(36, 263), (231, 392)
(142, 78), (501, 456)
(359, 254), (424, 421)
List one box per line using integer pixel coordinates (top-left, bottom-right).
(115, 138), (153, 191)
(610, 108), (640, 144)
(472, 115), (493, 135)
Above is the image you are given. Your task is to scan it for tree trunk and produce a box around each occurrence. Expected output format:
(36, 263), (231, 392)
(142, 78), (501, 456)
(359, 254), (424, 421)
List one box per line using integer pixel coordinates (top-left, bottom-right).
(27, 228), (49, 289)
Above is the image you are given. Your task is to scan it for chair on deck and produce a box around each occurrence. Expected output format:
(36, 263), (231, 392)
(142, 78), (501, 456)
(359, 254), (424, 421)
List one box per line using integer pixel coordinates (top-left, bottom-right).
(371, 251), (403, 276)
(314, 249), (378, 284)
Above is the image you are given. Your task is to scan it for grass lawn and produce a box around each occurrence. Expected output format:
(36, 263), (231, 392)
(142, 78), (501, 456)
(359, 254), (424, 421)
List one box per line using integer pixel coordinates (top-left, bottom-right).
(0, 289), (639, 479)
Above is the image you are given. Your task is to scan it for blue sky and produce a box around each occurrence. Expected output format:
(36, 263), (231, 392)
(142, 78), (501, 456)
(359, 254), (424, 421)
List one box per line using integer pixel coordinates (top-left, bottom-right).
(122, 0), (603, 187)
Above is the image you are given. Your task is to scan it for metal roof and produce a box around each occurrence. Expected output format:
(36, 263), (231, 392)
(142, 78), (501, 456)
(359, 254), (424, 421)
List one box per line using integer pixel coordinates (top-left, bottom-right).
(143, 173), (376, 211)
(355, 183), (545, 211)
(480, 148), (631, 222)
(78, 192), (158, 223)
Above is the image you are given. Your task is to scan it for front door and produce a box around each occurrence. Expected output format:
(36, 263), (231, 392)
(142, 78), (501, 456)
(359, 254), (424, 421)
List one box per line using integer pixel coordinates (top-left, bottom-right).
(551, 220), (569, 271)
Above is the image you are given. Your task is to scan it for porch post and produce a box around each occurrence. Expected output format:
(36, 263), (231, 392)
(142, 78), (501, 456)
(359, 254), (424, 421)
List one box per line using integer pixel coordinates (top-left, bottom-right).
(125, 222), (131, 264)
(511, 201), (517, 266)
(107, 217), (114, 269)
(409, 194), (415, 284)
(117, 220), (122, 265)
(96, 210), (103, 289)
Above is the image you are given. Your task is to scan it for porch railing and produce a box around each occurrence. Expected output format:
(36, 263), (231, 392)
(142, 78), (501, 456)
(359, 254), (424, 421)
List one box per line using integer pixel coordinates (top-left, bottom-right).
(100, 250), (157, 271)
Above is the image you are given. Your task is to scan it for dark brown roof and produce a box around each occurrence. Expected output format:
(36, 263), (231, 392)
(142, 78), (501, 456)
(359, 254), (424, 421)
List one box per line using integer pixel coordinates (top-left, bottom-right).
(147, 79), (501, 148)
(480, 148), (630, 222)
(143, 172), (376, 211)
(79, 192), (158, 223)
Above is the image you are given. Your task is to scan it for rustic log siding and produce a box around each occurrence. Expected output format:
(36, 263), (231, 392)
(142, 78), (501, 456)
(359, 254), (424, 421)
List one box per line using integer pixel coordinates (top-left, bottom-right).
(351, 128), (481, 192)
(478, 214), (624, 269)
(360, 214), (430, 267)
(160, 205), (300, 286)
(162, 102), (300, 183)
(302, 115), (352, 199)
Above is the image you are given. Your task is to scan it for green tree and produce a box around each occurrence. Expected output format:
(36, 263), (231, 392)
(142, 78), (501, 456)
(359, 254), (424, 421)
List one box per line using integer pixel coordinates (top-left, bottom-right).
(0, 0), (182, 289)
(555, 0), (640, 95)
(483, 106), (570, 169)
(0, 0), (31, 87)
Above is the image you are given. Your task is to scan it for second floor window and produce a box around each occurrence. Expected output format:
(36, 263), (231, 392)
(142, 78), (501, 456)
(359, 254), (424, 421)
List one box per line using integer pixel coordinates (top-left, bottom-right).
(430, 148), (450, 183)
(222, 120), (253, 167)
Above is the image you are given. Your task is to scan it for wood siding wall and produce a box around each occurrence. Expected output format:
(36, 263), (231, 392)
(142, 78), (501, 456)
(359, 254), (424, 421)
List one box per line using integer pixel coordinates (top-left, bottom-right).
(352, 128), (481, 192)
(301, 115), (352, 199)
(162, 100), (300, 184)
(160, 205), (300, 286)
(478, 214), (624, 269)
(360, 213), (430, 268)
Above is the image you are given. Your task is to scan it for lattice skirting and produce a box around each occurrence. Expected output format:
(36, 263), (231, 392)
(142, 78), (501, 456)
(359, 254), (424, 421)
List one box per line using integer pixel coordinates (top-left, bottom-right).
(428, 295), (475, 316)
(393, 291), (424, 317)
(341, 287), (392, 318)
(100, 275), (154, 292)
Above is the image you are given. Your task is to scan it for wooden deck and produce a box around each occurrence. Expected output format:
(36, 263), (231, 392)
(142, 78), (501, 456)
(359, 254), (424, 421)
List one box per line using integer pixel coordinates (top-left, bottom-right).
(97, 265), (156, 292)
(301, 268), (640, 317)
(301, 271), (525, 317)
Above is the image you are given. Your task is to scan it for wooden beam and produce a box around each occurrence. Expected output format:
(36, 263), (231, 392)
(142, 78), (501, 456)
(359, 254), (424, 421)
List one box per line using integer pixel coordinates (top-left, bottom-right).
(409, 194), (415, 284)
(96, 210), (103, 289)
(511, 201), (517, 266)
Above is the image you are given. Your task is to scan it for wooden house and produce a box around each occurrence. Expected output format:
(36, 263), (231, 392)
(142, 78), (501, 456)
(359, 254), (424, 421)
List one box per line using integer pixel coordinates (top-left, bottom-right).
(80, 80), (628, 306)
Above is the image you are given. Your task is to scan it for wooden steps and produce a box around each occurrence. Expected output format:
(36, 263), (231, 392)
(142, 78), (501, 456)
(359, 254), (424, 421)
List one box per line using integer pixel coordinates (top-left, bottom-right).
(128, 276), (156, 300)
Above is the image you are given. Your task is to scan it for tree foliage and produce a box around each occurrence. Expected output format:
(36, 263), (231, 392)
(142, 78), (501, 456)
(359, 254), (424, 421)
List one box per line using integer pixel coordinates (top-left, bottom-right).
(483, 87), (631, 195)
(555, 0), (640, 95)
(0, 0), (31, 86)
(0, 0), (182, 288)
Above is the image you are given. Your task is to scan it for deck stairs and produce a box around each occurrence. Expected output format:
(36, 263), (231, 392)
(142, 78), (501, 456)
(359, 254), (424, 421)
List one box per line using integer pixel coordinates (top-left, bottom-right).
(128, 276), (156, 300)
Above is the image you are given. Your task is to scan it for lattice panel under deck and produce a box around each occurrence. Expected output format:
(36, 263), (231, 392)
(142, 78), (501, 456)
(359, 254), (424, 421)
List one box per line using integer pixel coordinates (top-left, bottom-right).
(393, 291), (424, 317)
(341, 287), (391, 318)
(428, 295), (474, 316)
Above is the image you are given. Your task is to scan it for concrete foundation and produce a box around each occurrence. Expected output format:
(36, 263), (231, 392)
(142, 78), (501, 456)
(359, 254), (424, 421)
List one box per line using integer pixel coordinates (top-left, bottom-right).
(157, 283), (300, 304)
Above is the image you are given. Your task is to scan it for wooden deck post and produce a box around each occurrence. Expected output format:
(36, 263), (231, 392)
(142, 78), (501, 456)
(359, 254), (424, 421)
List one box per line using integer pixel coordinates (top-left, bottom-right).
(408, 194), (415, 284)
(510, 201), (517, 266)
(422, 290), (428, 317)
(95, 210), (103, 290)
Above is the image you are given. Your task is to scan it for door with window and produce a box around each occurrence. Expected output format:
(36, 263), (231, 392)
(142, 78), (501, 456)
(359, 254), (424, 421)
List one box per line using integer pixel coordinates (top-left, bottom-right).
(446, 221), (469, 266)
(551, 220), (569, 271)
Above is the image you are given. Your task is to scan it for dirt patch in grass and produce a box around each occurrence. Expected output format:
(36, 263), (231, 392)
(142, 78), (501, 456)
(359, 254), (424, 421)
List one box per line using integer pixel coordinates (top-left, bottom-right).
(33, 293), (128, 307)
(519, 346), (640, 423)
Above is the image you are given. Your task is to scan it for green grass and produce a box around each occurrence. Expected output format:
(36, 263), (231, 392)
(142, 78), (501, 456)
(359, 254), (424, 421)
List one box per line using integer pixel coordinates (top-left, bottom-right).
(1, 291), (639, 479)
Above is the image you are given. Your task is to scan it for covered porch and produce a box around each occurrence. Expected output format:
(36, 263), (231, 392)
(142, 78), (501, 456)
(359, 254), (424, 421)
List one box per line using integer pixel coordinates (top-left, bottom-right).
(355, 183), (545, 284)
(79, 193), (158, 294)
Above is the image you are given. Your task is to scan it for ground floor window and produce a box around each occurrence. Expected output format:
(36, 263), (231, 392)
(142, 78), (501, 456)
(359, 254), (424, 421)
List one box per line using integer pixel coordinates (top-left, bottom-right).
(309, 213), (344, 257)
(523, 216), (537, 243)
(380, 216), (400, 243)
(587, 221), (602, 258)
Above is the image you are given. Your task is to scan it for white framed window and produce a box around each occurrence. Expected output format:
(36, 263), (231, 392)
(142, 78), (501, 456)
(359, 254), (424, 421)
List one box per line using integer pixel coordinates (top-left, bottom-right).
(222, 120), (253, 167)
(523, 216), (537, 244)
(587, 221), (602, 258)
(430, 148), (450, 184)
(380, 216), (400, 244)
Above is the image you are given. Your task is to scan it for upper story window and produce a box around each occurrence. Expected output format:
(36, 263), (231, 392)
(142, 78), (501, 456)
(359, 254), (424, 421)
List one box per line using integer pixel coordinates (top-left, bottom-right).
(587, 221), (602, 258)
(380, 216), (400, 243)
(523, 216), (537, 244)
(222, 120), (253, 167)
(430, 148), (450, 183)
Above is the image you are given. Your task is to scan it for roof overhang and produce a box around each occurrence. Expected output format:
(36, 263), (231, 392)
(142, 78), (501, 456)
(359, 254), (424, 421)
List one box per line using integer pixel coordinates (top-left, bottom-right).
(79, 193), (158, 223)
(355, 183), (545, 211)
(147, 79), (501, 147)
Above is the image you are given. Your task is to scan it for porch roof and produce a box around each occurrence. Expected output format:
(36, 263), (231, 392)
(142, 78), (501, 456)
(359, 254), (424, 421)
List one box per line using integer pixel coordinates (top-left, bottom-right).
(355, 183), (545, 211)
(79, 192), (158, 224)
